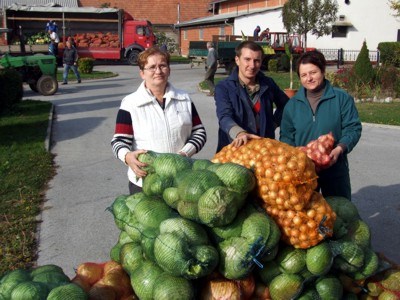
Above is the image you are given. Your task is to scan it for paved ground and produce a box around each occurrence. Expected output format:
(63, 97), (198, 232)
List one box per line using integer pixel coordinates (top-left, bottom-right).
(22, 63), (400, 278)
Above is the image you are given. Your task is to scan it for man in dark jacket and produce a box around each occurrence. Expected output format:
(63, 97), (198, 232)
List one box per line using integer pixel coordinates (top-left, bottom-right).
(205, 41), (218, 96)
(214, 41), (289, 152)
(62, 40), (81, 85)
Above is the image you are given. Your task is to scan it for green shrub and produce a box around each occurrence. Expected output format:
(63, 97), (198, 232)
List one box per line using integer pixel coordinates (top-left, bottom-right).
(353, 41), (375, 85)
(0, 68), (23, 114)
(375, 64), (400, 98)
(268, 59), (278, 72)
(78, 57), (95, 74)
(279, 54), (290, 72)
(378, 42), (400, 67)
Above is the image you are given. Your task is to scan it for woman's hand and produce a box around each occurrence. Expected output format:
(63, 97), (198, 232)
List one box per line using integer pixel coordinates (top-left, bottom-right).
(125, 149), (148, 178)
(329, 146), (344, 167)
(231, 132), (261, 148)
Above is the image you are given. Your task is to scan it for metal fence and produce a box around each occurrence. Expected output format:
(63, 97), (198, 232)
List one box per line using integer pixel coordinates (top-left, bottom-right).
(317, 48), (380, 69)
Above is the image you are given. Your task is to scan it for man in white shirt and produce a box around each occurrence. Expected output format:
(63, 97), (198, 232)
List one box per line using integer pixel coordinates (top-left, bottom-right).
(48, 29), (60, 56)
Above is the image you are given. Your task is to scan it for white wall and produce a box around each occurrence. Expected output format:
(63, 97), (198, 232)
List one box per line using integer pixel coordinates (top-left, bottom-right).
(234, 9), (286, 37)
(234, 1), (399, 51)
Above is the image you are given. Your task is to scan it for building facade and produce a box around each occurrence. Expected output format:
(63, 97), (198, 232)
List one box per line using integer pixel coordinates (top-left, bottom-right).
(0, 0), (212, 47)
(177, 0), (400, 56)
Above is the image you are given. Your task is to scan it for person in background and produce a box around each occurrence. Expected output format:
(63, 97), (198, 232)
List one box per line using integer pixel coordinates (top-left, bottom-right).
(279, 50), (362, 200)
(214, 41), (289, 152)
(62, 40), (81, 85)
(67, 36), (77, 48)
(46, 20), (58, 33)
(111, 47), (207, 194)
(205, 41), (218, 96)
(160, 43), (168, 53)
(253, 25), (261, 41)
(259, 28), (271, 44)
(48, 28), (59, 57)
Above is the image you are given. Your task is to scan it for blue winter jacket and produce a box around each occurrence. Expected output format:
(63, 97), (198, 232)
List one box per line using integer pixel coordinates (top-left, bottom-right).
(280, 79), (362, 179)
(215, 67), (289, 152)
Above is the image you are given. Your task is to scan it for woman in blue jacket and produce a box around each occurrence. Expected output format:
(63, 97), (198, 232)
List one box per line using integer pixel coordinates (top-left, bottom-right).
(280, 50), (362, 200)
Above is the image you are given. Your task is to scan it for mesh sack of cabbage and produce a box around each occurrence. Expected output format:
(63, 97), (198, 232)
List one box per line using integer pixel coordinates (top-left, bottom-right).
(212, 138), (318, 211)
(138, 151), (256, 227)
(0, 264), (86, 300)
(208, 203), (281, 280)
(109, 194), (219, 280)
(114, 240), (196, 300)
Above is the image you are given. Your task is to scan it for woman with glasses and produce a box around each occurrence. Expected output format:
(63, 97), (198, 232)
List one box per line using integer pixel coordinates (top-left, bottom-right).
(111, 47), (207, 194)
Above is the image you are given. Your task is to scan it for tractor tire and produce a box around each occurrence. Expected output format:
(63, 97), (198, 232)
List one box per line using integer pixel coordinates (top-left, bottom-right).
(127, 50), (140, 65)
(29, 83), (39, 93)
(37, 75), (58, 96)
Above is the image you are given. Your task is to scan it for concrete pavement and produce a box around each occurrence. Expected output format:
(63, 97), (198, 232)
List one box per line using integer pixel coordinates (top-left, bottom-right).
(22, 63), (400, 278)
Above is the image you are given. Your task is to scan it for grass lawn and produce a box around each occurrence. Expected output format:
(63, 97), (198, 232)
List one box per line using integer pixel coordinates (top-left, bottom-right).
(0, 100), (54, 276)
(356, 102), (400, 126)
(57, 70), (117, 82)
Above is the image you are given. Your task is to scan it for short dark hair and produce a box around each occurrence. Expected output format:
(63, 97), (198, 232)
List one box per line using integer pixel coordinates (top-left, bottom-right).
(296, 50), (327, 76)
(235, 41), (264, 57)
(138, 47), (170, 70)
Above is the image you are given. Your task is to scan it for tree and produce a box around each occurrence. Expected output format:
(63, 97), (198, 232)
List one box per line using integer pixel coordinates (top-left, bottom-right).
(389, 0), (400, 17)
(154, 32), (178, 54)
(282, 0), (339, 50)
(353, 40), (374, 85)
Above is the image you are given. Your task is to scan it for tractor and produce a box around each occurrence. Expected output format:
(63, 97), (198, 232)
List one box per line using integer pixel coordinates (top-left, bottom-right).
(0, 53), (58, 96)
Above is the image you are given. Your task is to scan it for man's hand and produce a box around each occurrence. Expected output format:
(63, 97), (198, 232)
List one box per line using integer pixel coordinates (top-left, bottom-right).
(231, 132), (261, 148)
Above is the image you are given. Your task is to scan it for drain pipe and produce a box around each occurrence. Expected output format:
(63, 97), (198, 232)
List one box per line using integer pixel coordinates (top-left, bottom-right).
(224, 19), (234, 36)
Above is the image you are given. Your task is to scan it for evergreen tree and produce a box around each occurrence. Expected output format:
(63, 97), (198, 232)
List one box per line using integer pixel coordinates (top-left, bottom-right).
(353, 40), (375, 85)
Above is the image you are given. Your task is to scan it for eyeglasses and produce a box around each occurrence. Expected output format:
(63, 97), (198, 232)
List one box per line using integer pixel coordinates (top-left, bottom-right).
(143, 64), (169, 73)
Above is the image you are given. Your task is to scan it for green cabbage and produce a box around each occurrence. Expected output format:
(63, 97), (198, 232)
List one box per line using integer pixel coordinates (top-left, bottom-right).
(154, 217), (219, 279)
(10, 281), (49, 300)
(47, 283), (87, 300)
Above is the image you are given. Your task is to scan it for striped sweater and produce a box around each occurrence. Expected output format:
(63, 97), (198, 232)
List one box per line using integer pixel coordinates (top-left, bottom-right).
(111, 81), (207, 184)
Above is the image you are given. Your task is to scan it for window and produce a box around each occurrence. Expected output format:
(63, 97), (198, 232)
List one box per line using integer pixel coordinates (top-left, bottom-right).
(183, 29), (187, 40)
(199, 28), (204, 40)
(136, 26), (144, 36)
(219, 26), (225, 36)
(332, 26), (348, 38)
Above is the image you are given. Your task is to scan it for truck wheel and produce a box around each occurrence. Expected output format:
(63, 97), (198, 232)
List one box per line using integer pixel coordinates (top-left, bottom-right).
(37, 75), (58, 96)
(127, 50), (140, 65)
(29, 83), (39, 93)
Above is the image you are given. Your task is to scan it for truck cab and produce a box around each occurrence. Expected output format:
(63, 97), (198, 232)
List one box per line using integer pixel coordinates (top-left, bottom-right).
(123, 20), (156, 65)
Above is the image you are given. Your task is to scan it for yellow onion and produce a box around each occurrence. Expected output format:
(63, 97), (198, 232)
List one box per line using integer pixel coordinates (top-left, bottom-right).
(88, 283), (117, 300)
(252, 282), (271, 300)
(76, 262), (104, 286)
(99, 269), (133, 299)
(200, 273), (255, 300)
(103, 260), (123, 274)
(71, 275), (91, 293)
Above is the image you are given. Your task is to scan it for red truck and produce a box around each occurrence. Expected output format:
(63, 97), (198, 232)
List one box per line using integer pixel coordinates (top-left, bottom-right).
(0, 4), (156, 65)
